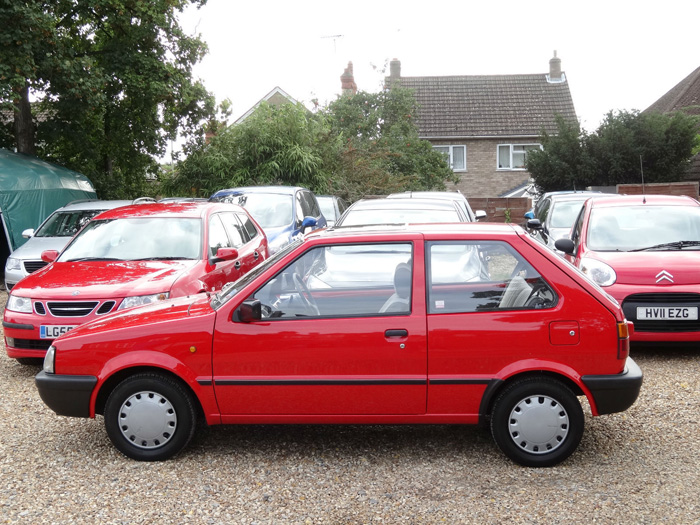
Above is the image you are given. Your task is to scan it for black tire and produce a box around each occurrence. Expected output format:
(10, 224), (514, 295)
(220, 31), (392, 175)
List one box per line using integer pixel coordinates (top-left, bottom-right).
(490, 377), (584, 467)
(104, 373), (197, 461)
(16, 357), (44, 366)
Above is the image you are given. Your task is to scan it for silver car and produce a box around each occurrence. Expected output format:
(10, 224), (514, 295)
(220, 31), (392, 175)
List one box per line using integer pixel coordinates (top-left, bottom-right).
(4, 199), (143, 290)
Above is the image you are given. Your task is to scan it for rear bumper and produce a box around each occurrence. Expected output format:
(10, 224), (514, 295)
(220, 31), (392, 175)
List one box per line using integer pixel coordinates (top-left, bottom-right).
(582, 357), (643, 415)
(35, 371), (97, 418)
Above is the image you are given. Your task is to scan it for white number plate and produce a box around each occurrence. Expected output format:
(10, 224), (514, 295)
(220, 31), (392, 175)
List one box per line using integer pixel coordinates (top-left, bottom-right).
(40, 325), (77, 339)
(636, 306), (698, 321)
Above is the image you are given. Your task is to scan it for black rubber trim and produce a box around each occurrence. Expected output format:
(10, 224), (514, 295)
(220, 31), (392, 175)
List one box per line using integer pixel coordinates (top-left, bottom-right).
(2, 321), (34, 330)
(35, 371), (97, 418)
(581, 357), (643, 415)
(213, 379), (427, 386)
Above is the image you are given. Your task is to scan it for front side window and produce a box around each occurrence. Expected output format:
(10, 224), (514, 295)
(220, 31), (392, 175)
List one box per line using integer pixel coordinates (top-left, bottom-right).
(427, 241), (557, 313)
(250, 243), (413, 319)
(498, 144), (541, 170)
(434, 145), (467, 171)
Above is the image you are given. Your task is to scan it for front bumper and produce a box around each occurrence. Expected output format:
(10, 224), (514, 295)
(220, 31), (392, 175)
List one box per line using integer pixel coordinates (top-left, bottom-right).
(35, 371), (97, 418)
(582, 357), (643, 415)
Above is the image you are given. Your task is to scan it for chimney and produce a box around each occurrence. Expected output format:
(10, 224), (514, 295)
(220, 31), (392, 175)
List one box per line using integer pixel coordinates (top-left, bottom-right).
(548, 51), (563, 83)
(390, 58), (401, 79)
(340, 62), (357, 95)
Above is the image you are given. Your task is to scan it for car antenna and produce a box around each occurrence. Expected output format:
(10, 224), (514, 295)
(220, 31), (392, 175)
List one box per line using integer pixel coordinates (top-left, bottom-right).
(639, 155), (646, 204)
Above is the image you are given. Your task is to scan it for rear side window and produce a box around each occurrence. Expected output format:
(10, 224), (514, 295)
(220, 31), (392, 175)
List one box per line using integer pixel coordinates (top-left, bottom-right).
(426, 241), (557, 314)
(36, 210), (102, 237)
(237, 212), (259, 241)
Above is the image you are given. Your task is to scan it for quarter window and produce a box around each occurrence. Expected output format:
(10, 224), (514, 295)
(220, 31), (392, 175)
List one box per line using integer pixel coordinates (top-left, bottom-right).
(427, 241), (557, 313)
(498, 144), (541, 170)
(434, 145), (466, 171)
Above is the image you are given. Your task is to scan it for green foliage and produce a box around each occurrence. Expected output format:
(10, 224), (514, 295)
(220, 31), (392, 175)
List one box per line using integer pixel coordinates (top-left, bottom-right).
(0, 0), (214, 199)
(164, 87), (457, 201)
(527, 110), (700, 193)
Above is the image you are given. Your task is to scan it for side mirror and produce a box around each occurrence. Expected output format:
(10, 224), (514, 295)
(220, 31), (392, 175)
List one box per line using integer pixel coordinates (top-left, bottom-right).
(474, 210), (487, 221)
(22, 228), (35, 239)
(300, 216), (318, 234)
(554, 238), (575, 255)
(524, 211), (535, 220)
(211, 247), (238, 265)
(526, 219), (543, 231)
(41, 250), (59, 263)
(236, 299), (261, 323)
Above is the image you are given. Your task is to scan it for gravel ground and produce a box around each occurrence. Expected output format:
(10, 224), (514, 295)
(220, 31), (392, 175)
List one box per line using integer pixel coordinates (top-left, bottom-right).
(1, 289), (699, 524)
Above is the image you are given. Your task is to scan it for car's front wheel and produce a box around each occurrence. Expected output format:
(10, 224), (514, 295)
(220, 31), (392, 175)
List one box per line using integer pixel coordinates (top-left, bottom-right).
(104, 373), (197, 461)
(490, 377), (584, 467)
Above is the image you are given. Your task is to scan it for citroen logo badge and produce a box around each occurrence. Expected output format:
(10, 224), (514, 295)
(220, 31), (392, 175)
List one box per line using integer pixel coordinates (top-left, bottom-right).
(656, 270), (673, 284)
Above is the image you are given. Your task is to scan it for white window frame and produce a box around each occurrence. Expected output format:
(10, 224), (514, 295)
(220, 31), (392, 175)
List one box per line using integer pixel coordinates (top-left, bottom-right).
(434, 145), (467, 172)
(497, 144), (542, 170)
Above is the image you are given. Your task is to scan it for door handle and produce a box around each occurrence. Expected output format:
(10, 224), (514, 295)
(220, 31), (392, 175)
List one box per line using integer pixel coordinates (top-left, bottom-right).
(254, 251), (259, 260)
(234, 261), (241, 270)
(385, 329), (408, 338)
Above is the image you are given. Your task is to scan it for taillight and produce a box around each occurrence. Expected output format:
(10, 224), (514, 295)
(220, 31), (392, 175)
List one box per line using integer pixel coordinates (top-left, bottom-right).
(617, 321), (631, 360)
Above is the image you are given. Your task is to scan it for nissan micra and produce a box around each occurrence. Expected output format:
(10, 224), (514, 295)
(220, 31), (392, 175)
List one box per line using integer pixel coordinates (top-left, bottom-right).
(36, 223), (641, 467)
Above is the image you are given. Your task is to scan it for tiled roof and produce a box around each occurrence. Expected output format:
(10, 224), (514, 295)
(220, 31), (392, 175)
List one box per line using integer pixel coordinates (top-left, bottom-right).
(392, 73), (577, 138)
(645, 66), (700, 116)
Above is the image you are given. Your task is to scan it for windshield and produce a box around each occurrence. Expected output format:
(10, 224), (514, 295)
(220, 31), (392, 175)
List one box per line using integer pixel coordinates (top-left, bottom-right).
(549, 200), (587, 229)
(36, 210), (103, 237)
(339, 208), (460, 226)
(587, 205), (700, 251)
(218, 193), (293, 229)
(59, 217), (202, 261)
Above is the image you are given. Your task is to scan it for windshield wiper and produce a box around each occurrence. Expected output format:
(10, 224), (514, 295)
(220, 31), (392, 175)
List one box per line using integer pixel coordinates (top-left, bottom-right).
(630, 240), (700, 252)
(65, 257), (122, 262)
(130, 256), (191, 261)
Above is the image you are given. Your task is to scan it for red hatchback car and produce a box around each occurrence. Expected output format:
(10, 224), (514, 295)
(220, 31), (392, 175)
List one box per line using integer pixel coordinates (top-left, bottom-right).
(35, 223), (641, 467)
(4, 201), (267, 363)
(555, 194), (700, 342)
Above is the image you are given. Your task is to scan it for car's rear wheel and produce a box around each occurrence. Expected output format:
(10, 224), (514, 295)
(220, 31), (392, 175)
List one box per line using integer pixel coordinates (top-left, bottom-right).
(104, 373), (196, 461)
(490, 377), (583, 467)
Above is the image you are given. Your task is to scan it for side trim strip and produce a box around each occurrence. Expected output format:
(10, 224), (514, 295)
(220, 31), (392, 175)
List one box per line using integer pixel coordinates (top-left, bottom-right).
(212, 379), (427, 386)
(2, 321), (34, 330)
(429, 379), (491, 385)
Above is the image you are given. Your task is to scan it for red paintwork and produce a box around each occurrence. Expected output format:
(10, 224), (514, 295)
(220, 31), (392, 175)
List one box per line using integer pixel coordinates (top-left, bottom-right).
(4, 202), (268, 359)
(45, 223), (630, 424)
(564, 194), (700, 342)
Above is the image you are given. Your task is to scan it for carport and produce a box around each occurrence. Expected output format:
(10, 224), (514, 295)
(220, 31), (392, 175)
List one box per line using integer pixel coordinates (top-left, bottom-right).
(0, 149), (97, 267)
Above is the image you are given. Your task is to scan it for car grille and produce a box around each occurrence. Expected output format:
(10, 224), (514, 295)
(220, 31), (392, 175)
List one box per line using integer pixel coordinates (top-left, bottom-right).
(622, 293), (700, 332)
(23, 260), (48, 274)
(46, 301), (99, 317)
(12, 338), (52, 350)
(34, 302), (46, 315)
(96, 301), (116, 315)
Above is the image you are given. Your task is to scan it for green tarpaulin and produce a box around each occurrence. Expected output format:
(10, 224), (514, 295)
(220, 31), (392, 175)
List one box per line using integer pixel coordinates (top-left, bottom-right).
(0, 149), (97, 252)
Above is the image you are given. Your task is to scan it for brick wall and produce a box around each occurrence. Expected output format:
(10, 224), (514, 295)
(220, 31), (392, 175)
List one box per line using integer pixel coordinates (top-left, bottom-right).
(617, 182), (699, 199)
(469, 197), (532, 223)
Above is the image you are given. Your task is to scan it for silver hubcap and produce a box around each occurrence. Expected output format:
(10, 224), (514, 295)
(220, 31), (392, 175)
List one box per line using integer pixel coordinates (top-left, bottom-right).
(508, 394), (569, 454)
(118, 391), (177, 449)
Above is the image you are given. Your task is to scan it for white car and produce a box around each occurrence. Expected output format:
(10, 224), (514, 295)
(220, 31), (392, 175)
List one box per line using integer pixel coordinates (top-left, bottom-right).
(4, 199), (149, 290)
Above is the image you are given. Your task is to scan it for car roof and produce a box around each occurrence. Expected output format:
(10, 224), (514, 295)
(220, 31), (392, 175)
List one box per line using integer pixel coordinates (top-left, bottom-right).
(347, 197), (460, 211)
(549, 193), (618, 204)
(92, 201), (247, 220)
(210, 186), (306, 199)
(55, 199), (137, 212)
(313, 221), (518, 240)
(387, 191), (468, 201)
(586, 194), (700, 209)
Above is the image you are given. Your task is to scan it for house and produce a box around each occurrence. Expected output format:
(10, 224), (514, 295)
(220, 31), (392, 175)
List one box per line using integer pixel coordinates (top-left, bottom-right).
(644, 66), (700, 182)
(383, 53), (577, 198)
(233, 86), (299, 125)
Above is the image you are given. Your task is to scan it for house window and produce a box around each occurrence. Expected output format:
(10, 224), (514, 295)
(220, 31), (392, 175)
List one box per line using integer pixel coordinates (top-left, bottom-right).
(497, 144), (541, 170)
(434, 145), (466, 172)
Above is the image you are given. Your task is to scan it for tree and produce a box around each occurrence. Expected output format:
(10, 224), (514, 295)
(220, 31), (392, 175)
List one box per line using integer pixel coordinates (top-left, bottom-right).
(527, 110), (700, 193)
(165, 86), (457, 201)
(0, 0), (215, 198)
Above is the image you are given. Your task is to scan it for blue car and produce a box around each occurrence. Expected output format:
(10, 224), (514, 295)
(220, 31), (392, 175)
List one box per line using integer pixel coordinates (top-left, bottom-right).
(209, 186), (327, 254)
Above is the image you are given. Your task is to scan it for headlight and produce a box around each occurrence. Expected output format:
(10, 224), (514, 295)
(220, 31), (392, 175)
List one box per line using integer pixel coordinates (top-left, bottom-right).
(6, 294), (33, 313)
(5, 257), (20, 271)
(118, 292), (169, 310)
(580, 257), (617, 287)
(43, 345), (56, 374)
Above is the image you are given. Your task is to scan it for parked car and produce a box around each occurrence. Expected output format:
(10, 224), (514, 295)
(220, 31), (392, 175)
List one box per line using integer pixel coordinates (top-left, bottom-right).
(336, 197), (470, 227)
(525, 192), (617, 250)
(555, 194), (700, 342)
(316, 195), (349, 227)
(4, 201), (267, 364)
(209, 186), (327, 254)
(388, 191), (486, 221)
(35, 222), (641, 466)
(4, 199), (142, 290)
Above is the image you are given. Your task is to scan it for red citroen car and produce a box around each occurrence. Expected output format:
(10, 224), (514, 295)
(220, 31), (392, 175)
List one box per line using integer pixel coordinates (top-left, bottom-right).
(4, 201), (267, 363)
(36, 223), (641, 467)
(555, 194), (700, 342)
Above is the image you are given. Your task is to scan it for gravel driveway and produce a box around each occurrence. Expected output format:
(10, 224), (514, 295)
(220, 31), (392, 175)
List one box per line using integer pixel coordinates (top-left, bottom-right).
(1, 290), (698, 523)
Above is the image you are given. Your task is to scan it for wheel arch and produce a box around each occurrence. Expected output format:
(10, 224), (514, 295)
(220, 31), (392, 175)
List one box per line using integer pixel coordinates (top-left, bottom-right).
(478, 370), (584, 426)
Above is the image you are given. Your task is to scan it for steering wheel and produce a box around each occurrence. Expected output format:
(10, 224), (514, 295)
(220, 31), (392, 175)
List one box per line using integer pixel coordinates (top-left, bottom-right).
(293, 274), (320, 316)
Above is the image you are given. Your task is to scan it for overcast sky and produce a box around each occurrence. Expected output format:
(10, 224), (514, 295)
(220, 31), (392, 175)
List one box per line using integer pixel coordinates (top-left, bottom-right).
(178, 0), (699, 136)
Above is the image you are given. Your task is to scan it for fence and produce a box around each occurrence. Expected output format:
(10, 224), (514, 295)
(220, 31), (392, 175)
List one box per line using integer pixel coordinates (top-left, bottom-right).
(469, 197), (532, 223)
